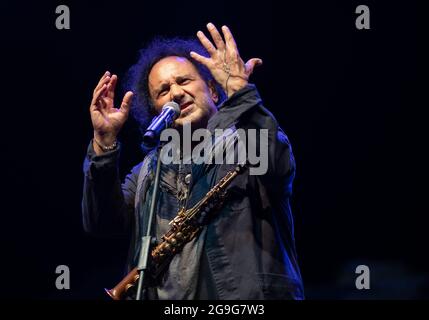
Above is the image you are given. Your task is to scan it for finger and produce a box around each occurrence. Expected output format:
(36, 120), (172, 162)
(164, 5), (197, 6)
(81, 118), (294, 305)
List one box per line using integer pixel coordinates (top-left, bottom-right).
(196, 31), (216, 56)
(91, 84), (108, 107)
(221, 25), (238, 53)
(190, 51), (211, 67)
(206, 23), (225, 51)
(91, 84), (107, 108)
(245, 58), (263, 75)
(102, 70), (110, 78)
(107, 74), (118, 99)
(94, 74), (111, 94)
(104, 83), (111, 98)
(119, 91), (134, 116)
(95, 71), (110, 89)
(98, 70), (110, 83)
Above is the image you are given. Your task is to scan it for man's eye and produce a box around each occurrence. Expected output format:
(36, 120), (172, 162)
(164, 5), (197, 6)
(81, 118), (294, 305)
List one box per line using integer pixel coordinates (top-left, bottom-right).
(159, 89), (168, 96)
(179, 78), (190, 85)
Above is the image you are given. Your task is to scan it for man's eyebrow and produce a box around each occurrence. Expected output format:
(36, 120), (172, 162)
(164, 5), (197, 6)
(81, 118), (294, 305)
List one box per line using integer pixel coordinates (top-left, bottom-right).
(154, 74), (195, 95)
(175, 74), (193, 80)
(154, 82), (170, 95)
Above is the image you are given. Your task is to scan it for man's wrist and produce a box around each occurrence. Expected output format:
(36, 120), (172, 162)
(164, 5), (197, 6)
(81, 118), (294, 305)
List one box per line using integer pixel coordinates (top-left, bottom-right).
(93, 137), (118, 152)
(225, 78), (248, 98)
(92, 132), (118, 155)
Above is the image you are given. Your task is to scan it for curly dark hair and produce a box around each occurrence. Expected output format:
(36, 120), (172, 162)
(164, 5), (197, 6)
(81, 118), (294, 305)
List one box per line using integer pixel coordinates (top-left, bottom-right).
(124, 37), (226, 133)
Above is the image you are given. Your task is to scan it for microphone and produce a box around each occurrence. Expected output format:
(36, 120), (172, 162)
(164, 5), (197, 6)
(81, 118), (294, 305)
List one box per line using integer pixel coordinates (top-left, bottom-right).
(142, 101), (181, 148)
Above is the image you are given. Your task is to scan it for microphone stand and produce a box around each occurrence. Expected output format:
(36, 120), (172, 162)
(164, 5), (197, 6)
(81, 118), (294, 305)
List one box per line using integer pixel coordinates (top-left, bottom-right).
(135, 145), (163, 300)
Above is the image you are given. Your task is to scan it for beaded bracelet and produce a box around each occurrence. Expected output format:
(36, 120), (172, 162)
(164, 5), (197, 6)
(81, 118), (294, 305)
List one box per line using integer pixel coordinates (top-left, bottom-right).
(94, 137), (118, 152)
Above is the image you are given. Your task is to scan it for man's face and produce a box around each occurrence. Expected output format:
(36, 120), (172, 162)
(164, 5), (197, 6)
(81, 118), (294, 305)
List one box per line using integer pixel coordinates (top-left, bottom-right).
(148, 56), (218, 129)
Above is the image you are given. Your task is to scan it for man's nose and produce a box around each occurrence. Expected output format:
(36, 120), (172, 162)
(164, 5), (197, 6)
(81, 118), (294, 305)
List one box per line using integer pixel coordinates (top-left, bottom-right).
(170, 84), (185, 102)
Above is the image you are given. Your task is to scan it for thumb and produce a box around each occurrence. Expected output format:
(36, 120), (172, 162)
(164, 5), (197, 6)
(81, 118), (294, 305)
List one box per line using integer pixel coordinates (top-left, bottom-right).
(120, 91), (134, 116)
(245, 58), (263, 75)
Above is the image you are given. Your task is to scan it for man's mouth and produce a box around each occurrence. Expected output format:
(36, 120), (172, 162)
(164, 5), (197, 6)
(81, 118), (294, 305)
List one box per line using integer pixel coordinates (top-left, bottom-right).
(180, 102), (193, 111)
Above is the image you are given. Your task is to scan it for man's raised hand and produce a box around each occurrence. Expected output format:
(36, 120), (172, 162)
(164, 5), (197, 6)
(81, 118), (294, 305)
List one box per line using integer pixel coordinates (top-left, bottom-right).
(89, 71), (133, 153)
(190, 23), (262, 97)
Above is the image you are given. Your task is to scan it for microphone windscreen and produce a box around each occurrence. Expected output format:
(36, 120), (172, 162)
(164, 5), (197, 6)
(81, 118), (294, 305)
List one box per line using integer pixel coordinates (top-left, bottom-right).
(162, 101), (181, 119)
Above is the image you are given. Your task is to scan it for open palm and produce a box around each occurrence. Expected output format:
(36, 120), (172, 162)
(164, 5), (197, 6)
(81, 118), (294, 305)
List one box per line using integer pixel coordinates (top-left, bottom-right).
(90, 71), (133, 140)
(190, 23), (262, 97)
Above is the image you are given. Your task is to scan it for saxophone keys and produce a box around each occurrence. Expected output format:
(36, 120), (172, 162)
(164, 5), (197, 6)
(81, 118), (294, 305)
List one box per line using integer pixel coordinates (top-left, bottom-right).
(164, 243), (172, 252)
(169, 237), (177, 246)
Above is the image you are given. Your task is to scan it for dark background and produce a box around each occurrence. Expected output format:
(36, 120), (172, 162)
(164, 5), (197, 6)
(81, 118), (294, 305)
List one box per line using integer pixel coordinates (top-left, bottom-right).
(0, 0), (425, 299)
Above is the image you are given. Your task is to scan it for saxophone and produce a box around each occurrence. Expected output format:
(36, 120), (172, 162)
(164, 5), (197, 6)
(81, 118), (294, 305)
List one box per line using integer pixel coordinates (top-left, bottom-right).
(105, 164), (245, 300)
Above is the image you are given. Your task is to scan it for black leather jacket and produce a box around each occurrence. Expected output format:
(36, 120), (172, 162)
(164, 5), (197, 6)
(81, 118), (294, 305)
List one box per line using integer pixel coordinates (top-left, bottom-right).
(82, 84), (304, 299)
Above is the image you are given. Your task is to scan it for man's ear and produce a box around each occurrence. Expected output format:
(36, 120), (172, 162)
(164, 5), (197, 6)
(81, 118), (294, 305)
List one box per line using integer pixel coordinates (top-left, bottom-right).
(208, 80), (219, 104)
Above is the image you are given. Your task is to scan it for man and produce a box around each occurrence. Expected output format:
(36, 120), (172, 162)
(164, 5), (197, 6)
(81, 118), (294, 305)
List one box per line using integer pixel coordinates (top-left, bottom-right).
(82, 23), (304, 299)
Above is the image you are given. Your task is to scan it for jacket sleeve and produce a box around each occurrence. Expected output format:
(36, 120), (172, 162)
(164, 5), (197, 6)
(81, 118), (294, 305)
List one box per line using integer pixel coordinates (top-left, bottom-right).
(81, 140), (142, 237)
(207, 84), (295, 182)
